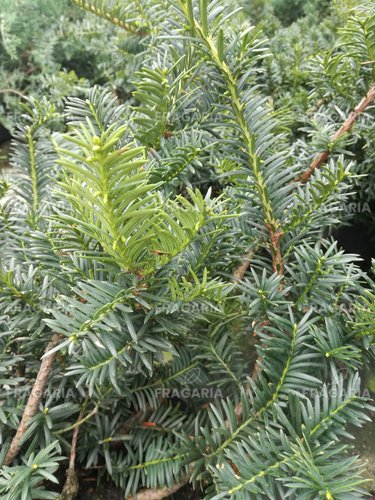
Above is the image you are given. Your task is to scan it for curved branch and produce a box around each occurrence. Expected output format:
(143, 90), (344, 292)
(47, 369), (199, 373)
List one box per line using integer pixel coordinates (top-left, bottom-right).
(3, 334), (62, 466)
(0, 88), (28, 100)
(125, 478), (189, 500)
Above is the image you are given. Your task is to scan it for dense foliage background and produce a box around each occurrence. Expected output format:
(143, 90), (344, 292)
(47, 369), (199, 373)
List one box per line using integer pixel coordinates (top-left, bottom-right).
(0, 0), (374, 499)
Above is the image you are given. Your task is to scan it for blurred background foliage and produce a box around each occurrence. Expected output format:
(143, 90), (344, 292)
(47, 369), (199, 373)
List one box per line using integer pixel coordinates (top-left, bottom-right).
(0, 0), (145, 133)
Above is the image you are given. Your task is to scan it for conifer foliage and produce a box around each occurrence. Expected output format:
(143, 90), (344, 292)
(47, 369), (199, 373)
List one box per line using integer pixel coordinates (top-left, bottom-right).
(0, 1), (374, 499)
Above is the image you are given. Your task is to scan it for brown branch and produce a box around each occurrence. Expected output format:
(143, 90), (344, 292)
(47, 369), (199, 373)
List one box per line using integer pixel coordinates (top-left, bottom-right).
(0, 88), (28, 99)
(298, 82), (375, 183)
(59, 402), (100, 499)
(59, 408), (85, 500)
(125, 476), (190, 500)
(3, 334), (62, 466)
(232, 232), (284, 281)
(232, 249), (255, 282)
(69, 424), (80, 472)
(267, 227), (284, 275)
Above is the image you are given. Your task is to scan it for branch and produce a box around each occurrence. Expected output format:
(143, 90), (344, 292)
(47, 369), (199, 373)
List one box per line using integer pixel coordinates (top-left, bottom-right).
(3, 334), (62, 466)
(73, 0), (148, 36)
(232, 249), (256, 282)
(0, 88), (28, 100)
(60, 408), (85, 500)
(55, 404), (98, 435)
(298, 82), (375, 183)
(267, 227), (284, 275)
(125, 477), (190, 500)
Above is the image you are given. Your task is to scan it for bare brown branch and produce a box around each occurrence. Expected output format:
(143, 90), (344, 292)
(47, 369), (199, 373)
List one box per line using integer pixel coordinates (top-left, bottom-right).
(268, 227), (284, 276)
(232, 249), (255, 282)
(3, 334), (62, 465)
(298, 82), (375, 183)
(59, 408), (84, 500)
(125, 477), (190, 500)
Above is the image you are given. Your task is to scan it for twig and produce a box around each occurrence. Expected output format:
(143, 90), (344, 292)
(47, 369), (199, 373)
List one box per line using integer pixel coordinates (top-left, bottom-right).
(267, 227), (284, 275)
(3, 334), (62, 465)
(55, 405), (98, 435)
(297, 82), (375, 183)
(0, 88), (28, 100)
(232, 233), (283, 281)
(232, 249), (256, 282)
(73, 0), (148, 36)
(59, 408), (85, 500)
(69, 424), (80, 472)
